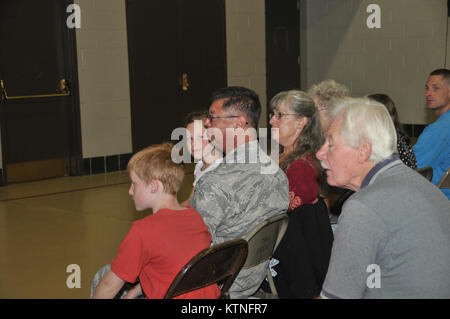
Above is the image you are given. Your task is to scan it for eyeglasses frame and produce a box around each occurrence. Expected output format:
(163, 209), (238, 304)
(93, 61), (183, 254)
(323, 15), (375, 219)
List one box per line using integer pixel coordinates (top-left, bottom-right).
(268, 112), (298, 120)
(207, 113), (240, 121)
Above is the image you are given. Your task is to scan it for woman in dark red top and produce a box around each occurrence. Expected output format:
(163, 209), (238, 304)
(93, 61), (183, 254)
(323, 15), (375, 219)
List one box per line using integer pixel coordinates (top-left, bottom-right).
(267, 91), (333, 299)
(269, 90), (324, 210)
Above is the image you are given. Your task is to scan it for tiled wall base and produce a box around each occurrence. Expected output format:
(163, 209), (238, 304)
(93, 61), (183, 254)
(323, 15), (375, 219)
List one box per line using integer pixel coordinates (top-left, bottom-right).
(83, 153), (133, 175)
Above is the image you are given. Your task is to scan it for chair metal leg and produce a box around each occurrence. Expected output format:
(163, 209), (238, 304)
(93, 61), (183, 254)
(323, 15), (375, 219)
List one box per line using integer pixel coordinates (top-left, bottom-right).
(266, 268), (279, 298)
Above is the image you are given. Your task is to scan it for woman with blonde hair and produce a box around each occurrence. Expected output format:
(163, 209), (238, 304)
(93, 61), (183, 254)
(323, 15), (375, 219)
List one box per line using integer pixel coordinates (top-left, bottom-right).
(308, 79), (350, 131)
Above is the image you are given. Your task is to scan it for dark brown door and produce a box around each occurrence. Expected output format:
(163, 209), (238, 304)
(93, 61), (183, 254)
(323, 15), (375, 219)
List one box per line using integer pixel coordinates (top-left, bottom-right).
(0, 0), (81, 185)
(126, 0), (227, 152)
(266, 0), (300, 100)
(178, 0), (227, 114)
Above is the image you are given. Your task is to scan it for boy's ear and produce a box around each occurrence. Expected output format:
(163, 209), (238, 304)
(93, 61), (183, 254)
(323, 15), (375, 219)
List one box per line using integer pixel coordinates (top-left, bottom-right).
(149, 179), (165, 194)
(148, 180), (159, 193)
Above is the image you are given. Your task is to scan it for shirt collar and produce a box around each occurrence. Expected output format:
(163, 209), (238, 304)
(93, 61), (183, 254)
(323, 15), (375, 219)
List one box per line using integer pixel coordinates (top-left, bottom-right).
(360, 155), (402, 189)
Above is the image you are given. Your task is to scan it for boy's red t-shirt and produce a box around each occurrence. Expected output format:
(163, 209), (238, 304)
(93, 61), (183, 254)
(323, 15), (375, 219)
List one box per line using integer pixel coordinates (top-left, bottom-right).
(111, 206), (220, 299)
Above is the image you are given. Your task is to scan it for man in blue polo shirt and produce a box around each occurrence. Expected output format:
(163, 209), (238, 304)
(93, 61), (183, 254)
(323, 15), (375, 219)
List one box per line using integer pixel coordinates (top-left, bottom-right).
(414, 68), (450, 199)
(316, 97), (450, 299)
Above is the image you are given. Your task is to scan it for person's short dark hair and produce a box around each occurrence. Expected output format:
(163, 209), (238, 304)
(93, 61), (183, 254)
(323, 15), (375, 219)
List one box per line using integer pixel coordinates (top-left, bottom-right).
(209, 86), (261, 128)
(184, 110), (208, 127)
(430, 68), (450, 85)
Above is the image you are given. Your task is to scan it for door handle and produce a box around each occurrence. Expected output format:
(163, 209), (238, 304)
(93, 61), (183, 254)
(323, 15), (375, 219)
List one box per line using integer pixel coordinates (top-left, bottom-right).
(181, 73), (189, 91)
(0, 78), (70, 101)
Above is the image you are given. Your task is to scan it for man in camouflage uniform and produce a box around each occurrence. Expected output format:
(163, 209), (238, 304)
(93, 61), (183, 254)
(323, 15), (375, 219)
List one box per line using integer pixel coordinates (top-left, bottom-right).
(190, 86), (290, 298)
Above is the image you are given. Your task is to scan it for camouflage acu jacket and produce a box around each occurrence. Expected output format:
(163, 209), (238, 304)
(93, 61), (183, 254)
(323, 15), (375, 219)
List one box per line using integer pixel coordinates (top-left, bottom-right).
(190, 140), (290, 298)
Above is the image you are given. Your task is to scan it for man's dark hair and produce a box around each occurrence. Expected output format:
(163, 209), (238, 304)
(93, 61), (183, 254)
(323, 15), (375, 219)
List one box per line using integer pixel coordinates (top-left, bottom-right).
(209, 86), (261, 128)
(430, 68), (450, 85)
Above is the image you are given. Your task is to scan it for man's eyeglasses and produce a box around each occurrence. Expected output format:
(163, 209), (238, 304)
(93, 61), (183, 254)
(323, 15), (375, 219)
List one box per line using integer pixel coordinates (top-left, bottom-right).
(269, 112), (298, 120)
(207, 113), (240, 121)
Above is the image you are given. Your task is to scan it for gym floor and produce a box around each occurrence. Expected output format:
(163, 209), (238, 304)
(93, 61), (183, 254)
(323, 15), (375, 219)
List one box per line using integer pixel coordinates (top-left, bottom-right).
(0, 168), (194, 298)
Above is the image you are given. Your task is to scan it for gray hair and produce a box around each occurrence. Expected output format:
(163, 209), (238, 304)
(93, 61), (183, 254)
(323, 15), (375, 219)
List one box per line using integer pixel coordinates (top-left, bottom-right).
(270, 90), (323, 170)
(307, 79), (350, 109)
(328, 97), (397, 163)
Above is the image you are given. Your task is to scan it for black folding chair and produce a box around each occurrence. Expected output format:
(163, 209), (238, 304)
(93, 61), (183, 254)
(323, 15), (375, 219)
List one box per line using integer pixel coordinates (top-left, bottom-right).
(437, 167), (450, 189)
(416, 166), (433, 181)
(242, 214), (289, 298)
(164, 238), (248, 299)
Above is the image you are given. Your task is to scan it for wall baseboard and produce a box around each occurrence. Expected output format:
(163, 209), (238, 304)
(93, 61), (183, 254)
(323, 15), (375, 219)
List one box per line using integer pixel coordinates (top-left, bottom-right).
(83, 153), (133, 176)
(0, 123), (429, 186)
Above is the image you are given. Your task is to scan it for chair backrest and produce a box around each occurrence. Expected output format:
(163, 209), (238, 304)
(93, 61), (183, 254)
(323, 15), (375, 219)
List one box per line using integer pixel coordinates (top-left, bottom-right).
(242, 213), (289, 269)
(437, 167), (450, 189)
(164, 238), (248, 299)
(416, 166), (433, 181)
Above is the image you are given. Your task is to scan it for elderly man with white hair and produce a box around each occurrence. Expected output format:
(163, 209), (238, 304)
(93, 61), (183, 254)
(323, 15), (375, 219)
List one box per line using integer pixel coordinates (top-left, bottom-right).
(316, 97), (450, 299)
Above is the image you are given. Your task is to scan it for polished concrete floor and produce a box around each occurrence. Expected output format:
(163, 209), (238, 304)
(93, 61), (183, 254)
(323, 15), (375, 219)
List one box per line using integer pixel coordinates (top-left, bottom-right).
(0, 168), (194, 299)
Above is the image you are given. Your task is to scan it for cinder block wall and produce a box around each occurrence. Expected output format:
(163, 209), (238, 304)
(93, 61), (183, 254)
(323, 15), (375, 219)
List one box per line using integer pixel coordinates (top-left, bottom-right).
(226, 0), (267, 128)
(75, 0), (132, 159)
(300, 0), (449, 127)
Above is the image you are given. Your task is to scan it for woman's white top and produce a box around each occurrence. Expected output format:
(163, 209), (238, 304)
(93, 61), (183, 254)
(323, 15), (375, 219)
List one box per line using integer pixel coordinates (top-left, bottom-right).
(193, 158), (223, 186)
